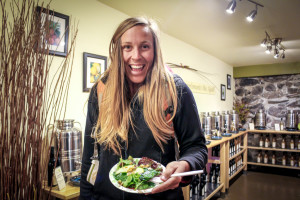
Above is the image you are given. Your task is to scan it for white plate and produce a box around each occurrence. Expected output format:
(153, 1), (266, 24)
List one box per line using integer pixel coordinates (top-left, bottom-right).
(109, 158), (165, 194)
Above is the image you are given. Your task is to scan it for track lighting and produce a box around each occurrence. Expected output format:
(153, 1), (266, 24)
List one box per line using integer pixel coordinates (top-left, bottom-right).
(226, 0), (237, 14)
(246, 5), (257, 22)
(261, 31), (286, 59)
(225, 0), (263, 22)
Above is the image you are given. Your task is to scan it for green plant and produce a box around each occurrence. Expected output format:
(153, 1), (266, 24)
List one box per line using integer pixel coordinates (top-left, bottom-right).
(233, 98), (250, 124)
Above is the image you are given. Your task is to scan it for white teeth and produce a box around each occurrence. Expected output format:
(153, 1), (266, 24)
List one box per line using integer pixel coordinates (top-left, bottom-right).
(131, 65), (143, 69)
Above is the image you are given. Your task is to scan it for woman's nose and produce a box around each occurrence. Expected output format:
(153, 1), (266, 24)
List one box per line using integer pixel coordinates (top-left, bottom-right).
(131, 47), (142, 60)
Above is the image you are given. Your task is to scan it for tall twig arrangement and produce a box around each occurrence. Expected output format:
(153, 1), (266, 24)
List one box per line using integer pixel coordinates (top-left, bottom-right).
(0, 0), (78, 199)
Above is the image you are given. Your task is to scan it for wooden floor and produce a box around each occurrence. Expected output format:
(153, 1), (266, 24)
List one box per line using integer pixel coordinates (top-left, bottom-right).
(211, 171), (300, 200)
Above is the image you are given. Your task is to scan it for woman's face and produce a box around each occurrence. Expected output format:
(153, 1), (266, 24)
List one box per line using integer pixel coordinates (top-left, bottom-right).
(121, 25), (154, 92)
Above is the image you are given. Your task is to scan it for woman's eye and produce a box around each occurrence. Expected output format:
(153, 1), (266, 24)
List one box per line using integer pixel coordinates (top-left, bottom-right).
(142, 44), (150, 49)
(122, 45), (131, 50)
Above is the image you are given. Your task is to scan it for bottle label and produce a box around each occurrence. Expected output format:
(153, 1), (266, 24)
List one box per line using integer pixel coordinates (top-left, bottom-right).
(282, 160), (286, 166)
(282, 143), (285, 149)
(259, 141), (263, 147)
(265, 142), (269, 148)
(298, 143), (300, 149)
(272, 142), (276, 148)
(272, 158), (275, 165)
(264, 157), (268, 164)
(291, 160), (294, 166)
(291, 144), (294, 149)
(257, 157), (261, 163)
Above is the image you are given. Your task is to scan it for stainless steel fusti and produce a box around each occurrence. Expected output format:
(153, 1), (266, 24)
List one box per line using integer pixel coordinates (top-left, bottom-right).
(254, 109), (266, 130)
(285, 110), (297, 131)
(54, 119), (82, 173)
(222, 111), (231, 133)
(231, 110), (239, 133)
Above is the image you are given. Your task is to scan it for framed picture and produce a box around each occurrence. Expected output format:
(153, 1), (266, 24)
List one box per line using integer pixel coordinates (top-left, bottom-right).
(221, 84), (226, 101)
(36, 6), (69, 57)
(83, 52), (107, 92)
(227, 74), (231, 90)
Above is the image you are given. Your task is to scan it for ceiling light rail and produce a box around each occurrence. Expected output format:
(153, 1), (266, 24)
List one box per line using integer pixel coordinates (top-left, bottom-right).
(226, 0), (264, 22)
(261, 31), (286, 59)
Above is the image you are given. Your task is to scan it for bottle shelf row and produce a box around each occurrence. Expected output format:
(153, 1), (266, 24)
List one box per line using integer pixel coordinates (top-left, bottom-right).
(199, 183), (224, 200)
(247, 161), (300, 170)
(247, 146), (300, 152)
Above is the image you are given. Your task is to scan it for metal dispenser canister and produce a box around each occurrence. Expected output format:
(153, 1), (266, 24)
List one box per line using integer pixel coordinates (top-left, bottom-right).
(54, 119), (82, 173)
(230, 110), (239, 133)
(254, 109), (266, 130)
(201, 112), (212, 140)
(214, 111), (223, 131)
(285, 110), (297, 131)
(222, 111), (231, 133)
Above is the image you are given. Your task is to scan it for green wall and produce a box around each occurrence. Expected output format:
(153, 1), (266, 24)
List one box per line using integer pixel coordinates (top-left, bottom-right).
(233, 62), (300, 78)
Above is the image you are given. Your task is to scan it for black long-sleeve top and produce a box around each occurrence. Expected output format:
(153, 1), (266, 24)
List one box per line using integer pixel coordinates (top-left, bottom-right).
(80, 74), (208, 200)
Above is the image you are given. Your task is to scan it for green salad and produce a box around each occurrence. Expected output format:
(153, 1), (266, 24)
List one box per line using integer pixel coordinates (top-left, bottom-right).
(113, 156), (163, 190)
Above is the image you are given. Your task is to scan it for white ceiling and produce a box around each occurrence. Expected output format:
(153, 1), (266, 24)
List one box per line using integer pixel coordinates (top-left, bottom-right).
(97, 0), (300, 67)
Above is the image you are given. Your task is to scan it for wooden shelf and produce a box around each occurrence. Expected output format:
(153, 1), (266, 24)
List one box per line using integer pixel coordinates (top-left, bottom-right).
(229, 148), (246, 161)
(247, 146), (300, 152)
(247, 129), (300, 135)
(247, 162), (300, 170)
(229, 164), (246, 181)
(43, 182), (79, 200)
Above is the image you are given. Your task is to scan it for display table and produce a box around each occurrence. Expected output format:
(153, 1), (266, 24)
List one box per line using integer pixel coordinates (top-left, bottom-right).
(43, 183), (79, 200)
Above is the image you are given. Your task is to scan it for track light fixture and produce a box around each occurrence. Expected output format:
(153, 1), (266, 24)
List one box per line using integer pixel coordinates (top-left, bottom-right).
(225, 0), (263, 22)
(261, 31), (286, 59)
(226, 0), (237, 14)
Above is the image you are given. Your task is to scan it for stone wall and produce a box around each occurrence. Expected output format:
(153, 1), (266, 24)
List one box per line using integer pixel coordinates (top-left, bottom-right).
(235, 74), (300, 166)
(235, 74), (300, 129)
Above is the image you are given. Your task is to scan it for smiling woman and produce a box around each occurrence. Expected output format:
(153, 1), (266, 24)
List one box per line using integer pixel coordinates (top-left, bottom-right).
(80, 16), (207, 200)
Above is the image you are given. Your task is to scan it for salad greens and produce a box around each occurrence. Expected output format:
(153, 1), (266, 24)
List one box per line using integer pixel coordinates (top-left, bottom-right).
(113, 156), (163, 190)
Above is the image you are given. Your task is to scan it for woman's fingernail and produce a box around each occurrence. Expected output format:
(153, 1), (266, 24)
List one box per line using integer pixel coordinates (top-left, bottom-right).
(161, 175), (166, 181)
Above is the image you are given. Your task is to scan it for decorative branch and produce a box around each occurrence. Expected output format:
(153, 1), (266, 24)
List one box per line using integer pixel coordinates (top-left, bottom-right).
(0, 0), (78, 199)
(166, 62), (219, 91)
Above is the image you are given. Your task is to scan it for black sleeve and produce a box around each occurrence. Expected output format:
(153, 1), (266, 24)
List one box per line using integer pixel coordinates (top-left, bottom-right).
(173, 75), (208, 171)
(79, 86), (99, 200)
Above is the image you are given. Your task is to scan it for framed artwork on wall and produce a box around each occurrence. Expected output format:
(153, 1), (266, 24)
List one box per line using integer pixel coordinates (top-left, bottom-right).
(227, 74), (231, 90)
(83, 52), (107, 92)
(221, 84), (226, 101)
(36, 6), (69, 57)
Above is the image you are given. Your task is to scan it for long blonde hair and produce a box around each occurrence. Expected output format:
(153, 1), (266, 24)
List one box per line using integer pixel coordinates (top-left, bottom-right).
(95, 17), (178, 155)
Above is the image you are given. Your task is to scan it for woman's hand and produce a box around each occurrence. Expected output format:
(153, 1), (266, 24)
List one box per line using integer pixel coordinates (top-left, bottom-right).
(151, 160), (190, 194)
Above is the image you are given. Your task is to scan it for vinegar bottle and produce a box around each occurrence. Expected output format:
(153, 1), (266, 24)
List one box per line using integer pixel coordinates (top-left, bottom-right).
(282, 154), (286, 166)
(265, 136), (270, 148)
(290, 156), (294, 167)
(257, 152), (262, 163)
(264, 152), (268, 164)
(281, 137), (285, 149)
(272, 153), (276, 165)
(259, 135), (264, 147)
(280, 118), (284, 131)
(290, 137), (294, 149)
(272, 136), (276, 148)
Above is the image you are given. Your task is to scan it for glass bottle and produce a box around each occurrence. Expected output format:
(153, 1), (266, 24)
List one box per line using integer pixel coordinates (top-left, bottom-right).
(281, 136), (285, 149)
(280, 118), (284, 131)
(298, 139), (300, 150)
(282, 154), (286, 166)
(290, 137), (294, 149)
(257, 152), (262, 163)
(264, 152), (268, 164)
(259, 135), (264, 147)
(265, 135), (269, 148)
(272, 136), (276, 148)
(290, 156), (294, 167)
(272, 153), (276, 165)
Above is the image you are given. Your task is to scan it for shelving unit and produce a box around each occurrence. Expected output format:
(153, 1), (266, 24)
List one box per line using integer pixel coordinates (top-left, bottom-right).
(247, 130), (300, 170)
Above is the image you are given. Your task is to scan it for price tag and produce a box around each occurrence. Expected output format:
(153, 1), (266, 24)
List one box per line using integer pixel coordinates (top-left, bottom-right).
(274, 123), (280, 131)
(249, 123), (254, 130)
(55, 166), (66, 190)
